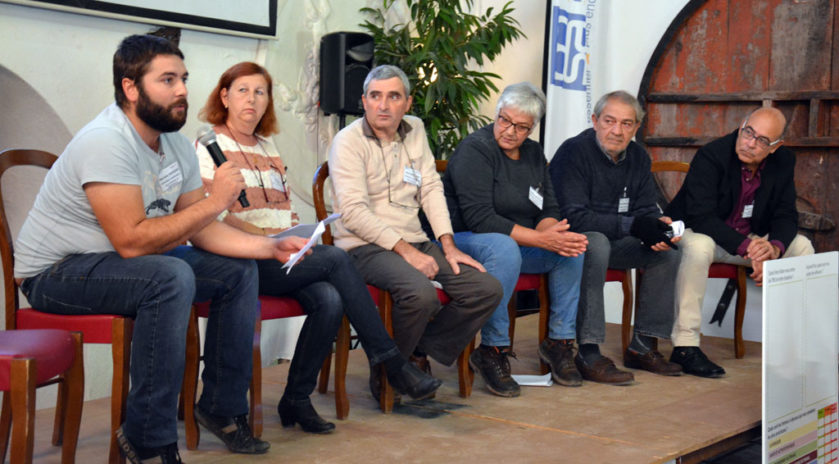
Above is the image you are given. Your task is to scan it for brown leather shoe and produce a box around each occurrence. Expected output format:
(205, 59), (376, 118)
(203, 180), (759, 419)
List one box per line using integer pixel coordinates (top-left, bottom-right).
(623, 348), (682, 376)
(574, 353), (634, 386)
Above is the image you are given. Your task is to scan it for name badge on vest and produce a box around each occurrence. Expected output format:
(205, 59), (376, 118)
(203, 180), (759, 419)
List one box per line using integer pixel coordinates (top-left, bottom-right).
(743, 203), (754, 219)
(529, 186), (544, 210)
(403, 166), (422, 187)
(618, 187), (630, 213)
(158, 162), (183, 193)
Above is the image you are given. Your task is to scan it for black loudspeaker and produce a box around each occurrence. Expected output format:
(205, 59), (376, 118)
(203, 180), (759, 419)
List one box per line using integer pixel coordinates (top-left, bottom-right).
(319, 32), (374, 116)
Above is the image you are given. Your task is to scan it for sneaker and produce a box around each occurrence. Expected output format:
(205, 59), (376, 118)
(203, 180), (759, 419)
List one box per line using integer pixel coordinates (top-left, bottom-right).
(116, 425), (183, 464)
(538, 339), (583, 387)
(195, 408), (270, 454)
(468, 345), (521, 397)
(670, 346), (726, 378)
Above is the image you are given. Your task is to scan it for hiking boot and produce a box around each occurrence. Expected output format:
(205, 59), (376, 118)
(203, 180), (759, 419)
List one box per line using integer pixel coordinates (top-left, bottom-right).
(469, 345), (520, 397)
(195, 408), (270, 454)
(116, 425), (183, 463)
(538, 338), (583, 387)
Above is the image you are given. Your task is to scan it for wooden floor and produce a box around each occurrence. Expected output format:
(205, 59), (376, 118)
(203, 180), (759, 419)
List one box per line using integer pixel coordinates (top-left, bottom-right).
(27, 318), (761, 464)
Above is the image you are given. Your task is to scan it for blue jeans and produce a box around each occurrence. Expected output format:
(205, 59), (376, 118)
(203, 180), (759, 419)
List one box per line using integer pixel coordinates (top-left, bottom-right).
(452, 232), (584, 346)
(256, 245), (400, 405)
(20, 246), (259, 449)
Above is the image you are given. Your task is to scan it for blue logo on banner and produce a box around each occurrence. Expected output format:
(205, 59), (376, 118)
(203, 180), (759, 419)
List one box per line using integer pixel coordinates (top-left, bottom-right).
(551, 6), (587, 91)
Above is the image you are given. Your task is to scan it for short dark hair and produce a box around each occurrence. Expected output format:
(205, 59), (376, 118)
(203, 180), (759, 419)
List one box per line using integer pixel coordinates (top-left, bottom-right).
(113, 34), (184, 109)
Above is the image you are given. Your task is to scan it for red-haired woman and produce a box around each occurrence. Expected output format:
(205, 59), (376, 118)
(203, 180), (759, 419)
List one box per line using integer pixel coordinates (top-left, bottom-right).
(194, 62), (439, 440)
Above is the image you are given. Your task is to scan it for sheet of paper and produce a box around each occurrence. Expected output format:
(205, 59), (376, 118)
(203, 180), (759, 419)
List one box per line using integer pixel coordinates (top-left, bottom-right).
(511, 373), (553, 387)
(280, 213), (342, 273)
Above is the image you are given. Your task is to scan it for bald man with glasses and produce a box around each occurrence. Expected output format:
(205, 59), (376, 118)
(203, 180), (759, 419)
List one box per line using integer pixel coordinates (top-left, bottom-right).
(666, 107), (814, 378)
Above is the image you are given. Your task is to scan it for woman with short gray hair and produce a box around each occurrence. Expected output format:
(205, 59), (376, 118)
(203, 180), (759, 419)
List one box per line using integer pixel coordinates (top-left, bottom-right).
(441, 82), (588, 396)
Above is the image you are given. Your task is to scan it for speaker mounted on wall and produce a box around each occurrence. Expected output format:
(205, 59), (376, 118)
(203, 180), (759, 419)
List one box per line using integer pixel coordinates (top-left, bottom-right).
(319, 31), (374, 116)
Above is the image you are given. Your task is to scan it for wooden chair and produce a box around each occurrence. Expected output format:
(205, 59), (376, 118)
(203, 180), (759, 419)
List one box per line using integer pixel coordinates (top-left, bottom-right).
(620, 160), (748, 358)
(0, 149), (134, 464)
(0, 329), (83, 464)
(313, 162), (472, 415)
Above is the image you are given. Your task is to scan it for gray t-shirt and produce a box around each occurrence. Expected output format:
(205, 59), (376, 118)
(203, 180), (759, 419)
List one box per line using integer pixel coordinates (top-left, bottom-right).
(14, 103), (202, 278)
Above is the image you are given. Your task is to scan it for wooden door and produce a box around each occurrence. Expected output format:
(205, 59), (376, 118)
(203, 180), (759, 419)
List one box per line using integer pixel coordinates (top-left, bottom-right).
(638, 0), (839, 252)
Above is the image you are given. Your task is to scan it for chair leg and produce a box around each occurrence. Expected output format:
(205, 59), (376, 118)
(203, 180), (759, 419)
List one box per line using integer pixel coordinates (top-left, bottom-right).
(0, 393), (10, 463)
(333, 317), (350, 419)
(378, 291), (394, 414)
(734, 267), (748, 359)
(621, 270), (635, 354)
(458, 338), (475, 398)
(10, 357), (36, 464)
(52, 373), (66, 447)
(61, 332), (85, 464)
(249, 321), (263, 438)
(506, 292), (517, 348)
(110, 318), (132, 464)
(317, 353), (332, 395)
(537, 275), (550, 374)
(183, 309), (201, 450)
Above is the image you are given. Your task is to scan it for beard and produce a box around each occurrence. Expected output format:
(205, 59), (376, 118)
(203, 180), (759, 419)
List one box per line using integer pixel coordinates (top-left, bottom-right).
(136, 84), (188, 133)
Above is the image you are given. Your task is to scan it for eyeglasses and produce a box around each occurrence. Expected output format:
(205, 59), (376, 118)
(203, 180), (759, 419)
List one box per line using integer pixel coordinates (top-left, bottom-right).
(496, 114), (533, 135)
(739, 122), (782, 149)
(381, 143), (421, 209)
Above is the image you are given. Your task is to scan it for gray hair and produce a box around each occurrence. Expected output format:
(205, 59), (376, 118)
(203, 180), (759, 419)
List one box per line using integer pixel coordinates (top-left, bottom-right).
(495, 82), (546, 121)
(363, 65), (411, 96)
(593, 90), (645, 123)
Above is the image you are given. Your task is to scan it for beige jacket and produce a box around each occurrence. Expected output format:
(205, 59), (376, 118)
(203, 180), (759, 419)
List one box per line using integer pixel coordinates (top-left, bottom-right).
(328, 115), (453, 251)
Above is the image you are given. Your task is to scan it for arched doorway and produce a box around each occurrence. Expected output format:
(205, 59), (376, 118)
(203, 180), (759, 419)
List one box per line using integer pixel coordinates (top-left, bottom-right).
(638, 0), (839, 252)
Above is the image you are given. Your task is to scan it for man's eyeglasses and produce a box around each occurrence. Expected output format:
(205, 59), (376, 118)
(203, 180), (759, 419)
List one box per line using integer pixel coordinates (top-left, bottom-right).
(739, 121), (782, 149)
(496, 114), (533, 135)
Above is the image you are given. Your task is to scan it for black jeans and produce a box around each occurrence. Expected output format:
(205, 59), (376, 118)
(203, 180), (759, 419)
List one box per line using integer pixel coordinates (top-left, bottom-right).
(257, 245), (400, 404)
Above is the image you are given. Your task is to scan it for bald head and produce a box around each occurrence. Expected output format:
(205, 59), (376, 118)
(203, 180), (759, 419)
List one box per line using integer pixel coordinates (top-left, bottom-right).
(735, 107), (787, 171)
(746, 107), (786, 141)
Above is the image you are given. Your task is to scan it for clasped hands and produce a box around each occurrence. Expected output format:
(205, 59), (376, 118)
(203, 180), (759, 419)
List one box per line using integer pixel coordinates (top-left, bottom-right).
(746, 237), (781, 285)
(536, 219), (587, 257)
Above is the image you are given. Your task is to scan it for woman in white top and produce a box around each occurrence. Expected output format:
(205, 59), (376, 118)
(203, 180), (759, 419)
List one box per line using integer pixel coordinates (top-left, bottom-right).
(195, 62), (440, 436)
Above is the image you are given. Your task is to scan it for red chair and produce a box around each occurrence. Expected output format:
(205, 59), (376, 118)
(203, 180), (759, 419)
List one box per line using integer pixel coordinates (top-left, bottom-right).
(183, 295), (328, 449)
(0, 149), (134, 464)
(620, 161), (749, 358)
(0, 329), (83, 464)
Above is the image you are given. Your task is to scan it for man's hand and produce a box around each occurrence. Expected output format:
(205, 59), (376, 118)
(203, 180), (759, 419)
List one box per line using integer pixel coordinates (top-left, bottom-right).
(271, 236), (310, 263)
(393, 240), (439, 279)
(651, 217), (681, 251)
(207, 161), (245, 210)
(746, 237), (779, 263)
(750, 259), (764, 286)
(631, 216), (679, 251)
(439, 234), (485, 275)
(536, 221), (588, 257)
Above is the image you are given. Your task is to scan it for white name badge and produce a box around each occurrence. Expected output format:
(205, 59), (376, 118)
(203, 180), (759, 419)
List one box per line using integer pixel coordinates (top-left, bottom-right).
(403, 166), (422, 187)
(158, 162), (182, 192)
(743, 204), (754, 218)
(269, 171), (285, 192)
(529, 186), (543, 210)
(618, 197), (630, 213)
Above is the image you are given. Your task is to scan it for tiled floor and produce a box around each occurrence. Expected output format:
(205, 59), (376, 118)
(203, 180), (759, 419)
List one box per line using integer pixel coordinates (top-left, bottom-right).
(27, 319), (761, 463)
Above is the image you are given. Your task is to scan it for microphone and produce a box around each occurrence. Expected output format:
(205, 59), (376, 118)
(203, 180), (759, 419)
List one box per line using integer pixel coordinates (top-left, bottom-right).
(197, 126), (249, 208)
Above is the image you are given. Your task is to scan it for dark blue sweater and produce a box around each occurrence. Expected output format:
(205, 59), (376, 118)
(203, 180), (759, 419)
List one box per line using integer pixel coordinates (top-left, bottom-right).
(549, 128), (660, 239)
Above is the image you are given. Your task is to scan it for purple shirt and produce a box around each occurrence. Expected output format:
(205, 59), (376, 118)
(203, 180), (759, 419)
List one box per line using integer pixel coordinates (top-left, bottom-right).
(727, 163), (785, 257)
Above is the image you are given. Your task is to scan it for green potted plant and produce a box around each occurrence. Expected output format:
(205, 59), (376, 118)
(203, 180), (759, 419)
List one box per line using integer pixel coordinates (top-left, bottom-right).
(360, 0), (523, 158)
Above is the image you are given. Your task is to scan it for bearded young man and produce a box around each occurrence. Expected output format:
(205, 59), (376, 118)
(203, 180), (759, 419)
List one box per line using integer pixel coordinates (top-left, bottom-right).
(14, 34), (306, 463)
